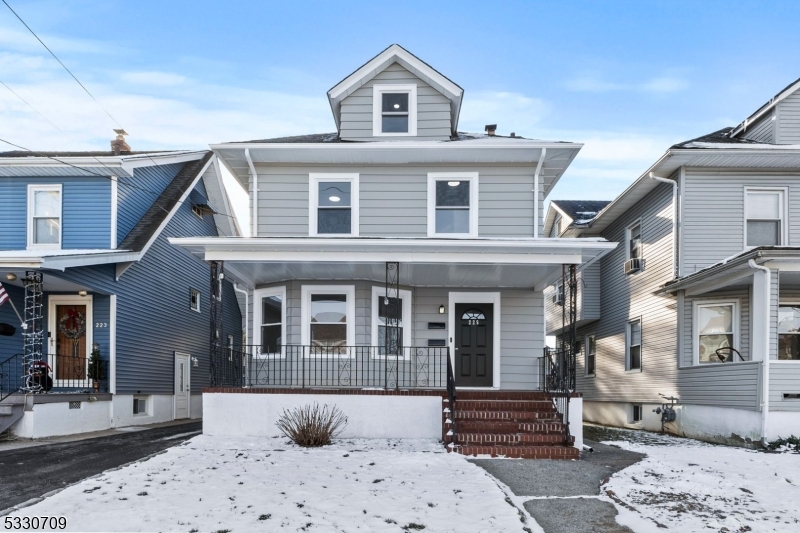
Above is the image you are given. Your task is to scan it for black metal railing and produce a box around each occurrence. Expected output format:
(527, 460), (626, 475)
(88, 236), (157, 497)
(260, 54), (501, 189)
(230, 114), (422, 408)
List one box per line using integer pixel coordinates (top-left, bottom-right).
(212, 345), (450, 390)
(540, 347), (574, 444)
(445, 351), (457, 445)
(0, 354), (21, 402)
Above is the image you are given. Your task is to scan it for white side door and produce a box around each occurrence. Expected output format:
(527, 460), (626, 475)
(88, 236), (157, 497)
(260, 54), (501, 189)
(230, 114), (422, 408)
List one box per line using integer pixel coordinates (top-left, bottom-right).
(174, 353), (190, 419)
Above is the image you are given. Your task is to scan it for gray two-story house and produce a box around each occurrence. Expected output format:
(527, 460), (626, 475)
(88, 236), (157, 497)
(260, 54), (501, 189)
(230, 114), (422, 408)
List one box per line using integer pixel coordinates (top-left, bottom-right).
(545, 77), (800, 447)
(172, 44), (616, 458)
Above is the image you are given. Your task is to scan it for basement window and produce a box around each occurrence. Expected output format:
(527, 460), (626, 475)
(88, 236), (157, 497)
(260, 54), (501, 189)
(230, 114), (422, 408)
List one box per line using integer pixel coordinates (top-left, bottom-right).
(631, 404), (643, 423)
(133, 397), (148, 416)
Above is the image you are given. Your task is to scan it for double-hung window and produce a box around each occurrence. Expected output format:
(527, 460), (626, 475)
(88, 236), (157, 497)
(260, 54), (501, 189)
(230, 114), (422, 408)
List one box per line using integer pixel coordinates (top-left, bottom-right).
(627, 221), (642, 261)
(371, 286), (412, 357)
(694, 301), (738, 364)
(310, 174), (359, 236)
(778, 305), (800, 360)
(301, 285), (355, 355)
(254, 287), (285, 357)
(626, 319), (642, 371)
(28, 184), (62, 248)
(427, 173), (478, 237)
(746, 188), (786, 247)
(373, 85), (417, 136)
(585, 334), (596, 376)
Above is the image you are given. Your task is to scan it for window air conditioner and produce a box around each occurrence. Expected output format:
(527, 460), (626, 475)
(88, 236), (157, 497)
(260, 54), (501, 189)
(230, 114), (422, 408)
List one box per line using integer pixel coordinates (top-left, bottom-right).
(624, 258), (645, 275)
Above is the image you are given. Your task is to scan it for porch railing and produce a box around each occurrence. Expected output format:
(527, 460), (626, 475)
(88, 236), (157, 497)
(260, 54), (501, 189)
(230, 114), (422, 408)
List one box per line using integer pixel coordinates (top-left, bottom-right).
(540, 347), (574, 444)
(0, 354), (21, 402)
(0, 353), (108, 399)
(212, 345), (450, 390)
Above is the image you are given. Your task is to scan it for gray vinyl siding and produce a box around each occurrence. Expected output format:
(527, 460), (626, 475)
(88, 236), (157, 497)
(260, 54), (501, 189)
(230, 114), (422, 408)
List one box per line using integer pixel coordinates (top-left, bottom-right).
(682, 170), (800, 274)
(680, 288), (751, 366)
(770, 364), (800, 411)
(576, 183), (678, 403)
(339, 63), (451, 141)
(254, 165), (538, 238)
(677, 363), (760, 409)
(250, 284), (544, 390)
(741, 112), (775, 143)
(777, 91), (800, 144)
(544, 263), (601, 335)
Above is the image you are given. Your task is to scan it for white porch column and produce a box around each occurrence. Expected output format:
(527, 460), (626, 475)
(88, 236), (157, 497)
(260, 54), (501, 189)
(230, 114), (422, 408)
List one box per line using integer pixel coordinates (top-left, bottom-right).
(749, 261), (771, 444)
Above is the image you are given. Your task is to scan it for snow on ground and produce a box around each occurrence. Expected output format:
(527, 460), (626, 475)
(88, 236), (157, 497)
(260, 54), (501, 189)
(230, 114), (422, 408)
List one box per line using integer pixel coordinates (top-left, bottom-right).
(598, 429), (800, 533)
(17, 436), (533, 533)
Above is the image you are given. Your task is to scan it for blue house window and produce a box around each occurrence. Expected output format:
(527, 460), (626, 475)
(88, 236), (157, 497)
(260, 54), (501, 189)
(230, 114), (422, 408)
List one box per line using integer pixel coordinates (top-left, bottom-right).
(28, 184), (62, 248)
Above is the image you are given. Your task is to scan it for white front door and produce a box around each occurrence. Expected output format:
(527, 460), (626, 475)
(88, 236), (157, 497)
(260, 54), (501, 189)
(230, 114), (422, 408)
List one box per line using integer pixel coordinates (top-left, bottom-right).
(174, 353), (190, 419)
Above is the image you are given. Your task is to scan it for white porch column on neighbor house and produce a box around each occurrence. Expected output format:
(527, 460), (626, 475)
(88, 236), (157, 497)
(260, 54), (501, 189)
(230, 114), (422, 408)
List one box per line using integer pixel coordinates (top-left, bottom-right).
(749, 261), (771, 444)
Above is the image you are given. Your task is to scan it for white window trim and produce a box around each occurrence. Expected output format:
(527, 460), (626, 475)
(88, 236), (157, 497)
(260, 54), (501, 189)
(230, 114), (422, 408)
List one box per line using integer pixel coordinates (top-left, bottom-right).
(625, 317), (643, 372)
(744, 187), (788, 250)
(190, 289), (201, 313)
(427, 172), (479, 238)
(625, 219), (643, 261)
(309, 173), (359, 237)
(630, 404), (643, 424)
(300, 284), (356, 356)
(372, 84), (418, 137)
(252, 286), (287, 358)
(371, 286), (412, 358)
(585, 334), (596, 377)
(778, 301), (800, 363)
(27, 183), (62, 250)
(692, 299), (740, 366)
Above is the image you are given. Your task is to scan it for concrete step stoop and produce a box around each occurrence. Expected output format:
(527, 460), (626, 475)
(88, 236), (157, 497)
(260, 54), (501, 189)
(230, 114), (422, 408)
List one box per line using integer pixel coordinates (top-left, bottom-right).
(443, 390), (579, 460)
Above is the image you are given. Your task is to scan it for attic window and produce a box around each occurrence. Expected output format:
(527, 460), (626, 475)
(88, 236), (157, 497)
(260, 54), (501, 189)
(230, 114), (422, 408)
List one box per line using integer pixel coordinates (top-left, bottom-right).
(373, 85), (417, 136)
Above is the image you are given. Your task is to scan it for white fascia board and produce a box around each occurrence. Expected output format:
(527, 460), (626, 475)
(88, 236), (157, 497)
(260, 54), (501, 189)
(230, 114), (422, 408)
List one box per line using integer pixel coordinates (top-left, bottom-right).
(0, 251), (140, 270)
(119, 151), (208, 173)
(210, 141), (580, 151)
(202, 250), (584, 265)
(327, 44), (463, 103)
(730, 79), (800, 137)
(210, 155), (240, 236)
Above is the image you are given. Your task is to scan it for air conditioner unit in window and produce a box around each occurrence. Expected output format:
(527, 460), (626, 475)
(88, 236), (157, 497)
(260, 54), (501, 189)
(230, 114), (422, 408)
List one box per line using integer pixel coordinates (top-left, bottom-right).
(624, 258), (645, 275)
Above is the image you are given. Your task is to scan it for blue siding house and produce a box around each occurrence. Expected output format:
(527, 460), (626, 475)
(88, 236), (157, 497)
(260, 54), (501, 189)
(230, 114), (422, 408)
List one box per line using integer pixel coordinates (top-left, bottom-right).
(0, 141), (242, 438)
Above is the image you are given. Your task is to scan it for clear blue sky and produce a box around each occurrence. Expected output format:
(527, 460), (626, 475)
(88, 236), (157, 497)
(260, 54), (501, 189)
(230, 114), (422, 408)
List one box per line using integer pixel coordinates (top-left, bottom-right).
(1, 0), (799, 227)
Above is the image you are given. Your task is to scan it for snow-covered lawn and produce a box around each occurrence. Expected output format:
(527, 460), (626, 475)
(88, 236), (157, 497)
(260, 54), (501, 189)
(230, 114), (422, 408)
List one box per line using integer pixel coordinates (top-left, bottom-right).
(599, 430), (800, 533)
(16, 436), (533, 533)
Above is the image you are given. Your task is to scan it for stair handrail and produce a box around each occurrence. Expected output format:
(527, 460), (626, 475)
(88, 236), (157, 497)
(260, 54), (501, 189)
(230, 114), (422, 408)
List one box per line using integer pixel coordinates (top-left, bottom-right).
(445, 348), (457, 446)
(0, 353), (22, 403)
(541, 347), (572, 445)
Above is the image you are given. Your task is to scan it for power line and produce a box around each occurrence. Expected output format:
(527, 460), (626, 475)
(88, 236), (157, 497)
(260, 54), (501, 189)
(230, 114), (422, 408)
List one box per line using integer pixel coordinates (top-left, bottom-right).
(2, 0), (123, 129)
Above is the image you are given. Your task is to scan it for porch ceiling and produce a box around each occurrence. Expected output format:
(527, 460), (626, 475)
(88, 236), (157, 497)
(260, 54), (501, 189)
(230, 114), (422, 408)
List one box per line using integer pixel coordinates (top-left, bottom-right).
(169, 236), (617, 290)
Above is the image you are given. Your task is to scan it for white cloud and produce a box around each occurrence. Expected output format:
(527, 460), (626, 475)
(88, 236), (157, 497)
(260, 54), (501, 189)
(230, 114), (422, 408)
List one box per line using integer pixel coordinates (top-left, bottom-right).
(459, 90), (548, 134)
(565, 74), (690, 94)
(118, 71), (187, 86)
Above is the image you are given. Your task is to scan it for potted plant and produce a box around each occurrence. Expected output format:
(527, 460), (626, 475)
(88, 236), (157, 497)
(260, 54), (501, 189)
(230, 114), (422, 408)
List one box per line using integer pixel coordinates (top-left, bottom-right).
(89, 342), (103, 393)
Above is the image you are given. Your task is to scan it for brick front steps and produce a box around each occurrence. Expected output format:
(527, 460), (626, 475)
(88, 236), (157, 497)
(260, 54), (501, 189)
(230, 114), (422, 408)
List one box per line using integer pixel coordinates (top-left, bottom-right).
(444, 390), (579, 460)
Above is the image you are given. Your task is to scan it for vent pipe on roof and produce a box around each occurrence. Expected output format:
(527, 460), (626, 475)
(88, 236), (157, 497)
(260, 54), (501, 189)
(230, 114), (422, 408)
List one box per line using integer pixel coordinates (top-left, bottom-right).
(111, 129), (130, 155)
(484, 124), (497, 136)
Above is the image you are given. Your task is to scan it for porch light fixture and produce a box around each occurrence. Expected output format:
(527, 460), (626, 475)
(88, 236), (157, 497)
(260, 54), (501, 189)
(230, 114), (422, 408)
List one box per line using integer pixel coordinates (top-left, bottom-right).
(92, 342), (99, 352)
(78, 290), (88, 297)
(5, 273), (16, 281)
(191, 356), (199, 367)
(447, 181), (460, 187)
(439, 305), (446, 314)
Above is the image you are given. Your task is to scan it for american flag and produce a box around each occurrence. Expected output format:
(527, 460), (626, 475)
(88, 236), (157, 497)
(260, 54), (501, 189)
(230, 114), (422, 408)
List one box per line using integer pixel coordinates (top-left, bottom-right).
(0, 282), (9, 307)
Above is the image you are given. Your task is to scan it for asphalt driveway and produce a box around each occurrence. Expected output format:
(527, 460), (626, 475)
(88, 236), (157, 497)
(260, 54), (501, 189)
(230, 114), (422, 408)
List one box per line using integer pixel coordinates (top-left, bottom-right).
(0, 421), (201, 512)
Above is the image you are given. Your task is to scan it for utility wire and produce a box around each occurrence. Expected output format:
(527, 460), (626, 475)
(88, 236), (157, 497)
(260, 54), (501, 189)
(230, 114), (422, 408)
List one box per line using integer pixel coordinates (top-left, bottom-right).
(2, 0), (123, 129)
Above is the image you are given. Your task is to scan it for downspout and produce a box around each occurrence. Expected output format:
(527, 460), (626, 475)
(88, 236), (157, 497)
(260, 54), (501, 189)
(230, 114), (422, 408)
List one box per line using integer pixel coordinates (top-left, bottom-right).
(245, 149), (257, 237)
(233, 282), (249, 347)
(533, 148), (546, 238)
(749, 258), (771, 447)
(650, 172), (678, 278)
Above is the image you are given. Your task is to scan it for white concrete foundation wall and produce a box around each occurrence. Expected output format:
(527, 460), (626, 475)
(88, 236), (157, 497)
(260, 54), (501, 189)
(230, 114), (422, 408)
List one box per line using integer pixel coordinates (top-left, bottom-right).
(12, 400), (111, 439)
(585, 401), (763, 446)
(111, 394), (175, 428)
(204, 393), (443, 439)
(190, 393), (203, 419)
(766, 412), (800, 441)
(568, 397), (583, 449)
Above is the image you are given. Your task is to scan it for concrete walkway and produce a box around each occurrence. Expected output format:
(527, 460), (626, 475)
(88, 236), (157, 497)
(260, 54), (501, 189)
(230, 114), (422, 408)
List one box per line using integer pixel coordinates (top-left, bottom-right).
(471, 434), (644, 533)
(0, 420), (201, 512)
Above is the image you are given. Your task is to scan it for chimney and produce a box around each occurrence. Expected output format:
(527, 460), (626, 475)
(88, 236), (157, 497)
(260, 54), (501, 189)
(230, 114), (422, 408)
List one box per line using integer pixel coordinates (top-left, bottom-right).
(111, 129), (130, 155)
(484, 124), (497, 136)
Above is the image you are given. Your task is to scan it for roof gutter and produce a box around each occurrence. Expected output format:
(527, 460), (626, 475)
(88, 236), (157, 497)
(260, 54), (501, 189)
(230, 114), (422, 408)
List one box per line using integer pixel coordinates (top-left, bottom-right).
(245, 148), (257, 237)
(749, 257), (772, 448)
(650, 172), (678, 278)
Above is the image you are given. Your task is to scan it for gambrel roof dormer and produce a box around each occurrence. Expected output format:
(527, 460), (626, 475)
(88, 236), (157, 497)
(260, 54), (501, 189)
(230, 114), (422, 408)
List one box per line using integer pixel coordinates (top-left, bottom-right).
(327, 44), (464, 141)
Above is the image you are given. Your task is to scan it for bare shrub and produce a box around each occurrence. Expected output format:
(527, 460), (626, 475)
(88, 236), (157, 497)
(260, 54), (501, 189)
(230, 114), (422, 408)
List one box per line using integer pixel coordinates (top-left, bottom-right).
(276, 403), (348, 447)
